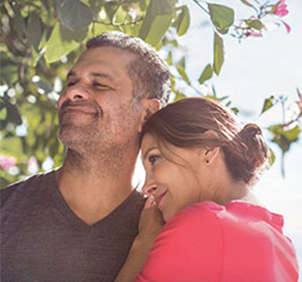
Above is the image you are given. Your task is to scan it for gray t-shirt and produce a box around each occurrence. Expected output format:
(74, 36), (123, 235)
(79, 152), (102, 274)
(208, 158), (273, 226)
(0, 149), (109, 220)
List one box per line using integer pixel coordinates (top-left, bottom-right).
(1, 171), (145, 282)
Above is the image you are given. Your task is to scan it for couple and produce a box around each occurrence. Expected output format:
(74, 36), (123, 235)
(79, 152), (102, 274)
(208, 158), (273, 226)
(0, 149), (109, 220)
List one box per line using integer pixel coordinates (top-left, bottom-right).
(1, 32), (298, 281)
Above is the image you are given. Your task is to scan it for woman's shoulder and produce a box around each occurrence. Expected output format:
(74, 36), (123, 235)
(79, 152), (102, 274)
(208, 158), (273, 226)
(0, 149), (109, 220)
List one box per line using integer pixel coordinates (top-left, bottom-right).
(154, 201), (298, 281)
(138, 201), (298, 282)
(164, 200), (285, 235)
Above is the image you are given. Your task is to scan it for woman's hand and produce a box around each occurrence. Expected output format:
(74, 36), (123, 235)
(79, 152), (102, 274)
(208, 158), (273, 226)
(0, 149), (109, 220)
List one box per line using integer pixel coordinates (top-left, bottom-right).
(136, 196), (165, 245)
(114, 197), (165, 282)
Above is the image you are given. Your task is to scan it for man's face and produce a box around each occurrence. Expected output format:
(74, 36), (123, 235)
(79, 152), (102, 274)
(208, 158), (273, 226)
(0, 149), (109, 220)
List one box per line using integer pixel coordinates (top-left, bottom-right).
(57, 46), (144, 151)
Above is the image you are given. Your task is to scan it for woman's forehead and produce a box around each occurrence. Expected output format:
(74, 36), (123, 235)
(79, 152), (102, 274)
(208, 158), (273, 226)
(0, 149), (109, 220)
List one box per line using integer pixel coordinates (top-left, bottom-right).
(142, 133), (156, 146)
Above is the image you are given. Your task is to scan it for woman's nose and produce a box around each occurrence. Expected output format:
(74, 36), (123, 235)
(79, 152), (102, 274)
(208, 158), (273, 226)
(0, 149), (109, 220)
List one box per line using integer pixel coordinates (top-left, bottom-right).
(142, 184), (157, 196)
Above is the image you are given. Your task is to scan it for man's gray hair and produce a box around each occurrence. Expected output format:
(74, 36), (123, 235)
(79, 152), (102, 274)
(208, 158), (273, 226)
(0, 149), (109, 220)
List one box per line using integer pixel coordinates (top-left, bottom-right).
(86, 31), (171, 106)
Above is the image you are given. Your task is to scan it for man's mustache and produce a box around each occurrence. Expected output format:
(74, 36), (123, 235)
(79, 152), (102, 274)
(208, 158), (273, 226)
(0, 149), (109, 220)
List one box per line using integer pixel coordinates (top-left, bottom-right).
(59, 100), (102, 117)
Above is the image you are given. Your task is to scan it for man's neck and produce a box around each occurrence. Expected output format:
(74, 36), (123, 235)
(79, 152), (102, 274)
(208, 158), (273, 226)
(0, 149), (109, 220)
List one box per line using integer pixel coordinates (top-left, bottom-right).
(55, 147), (138, 225)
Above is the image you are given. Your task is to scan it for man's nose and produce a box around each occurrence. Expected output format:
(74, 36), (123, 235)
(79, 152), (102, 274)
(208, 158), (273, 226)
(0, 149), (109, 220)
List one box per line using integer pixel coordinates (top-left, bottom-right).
(63, 85), (90, 102)
(142, 184), (157, 196)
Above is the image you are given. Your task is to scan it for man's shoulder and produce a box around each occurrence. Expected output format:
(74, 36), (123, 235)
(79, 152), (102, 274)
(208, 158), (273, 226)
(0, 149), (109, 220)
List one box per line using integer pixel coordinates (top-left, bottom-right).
(1, 170), (56, 207)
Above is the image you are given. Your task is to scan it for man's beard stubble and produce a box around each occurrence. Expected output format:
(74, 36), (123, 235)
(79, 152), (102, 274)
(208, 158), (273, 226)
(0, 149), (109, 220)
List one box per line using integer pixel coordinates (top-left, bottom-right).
(58, 99), (102, 149)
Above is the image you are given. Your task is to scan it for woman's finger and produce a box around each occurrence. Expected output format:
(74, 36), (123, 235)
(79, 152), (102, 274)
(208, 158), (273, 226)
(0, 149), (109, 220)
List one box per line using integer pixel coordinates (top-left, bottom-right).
(144, 195), (155, 209)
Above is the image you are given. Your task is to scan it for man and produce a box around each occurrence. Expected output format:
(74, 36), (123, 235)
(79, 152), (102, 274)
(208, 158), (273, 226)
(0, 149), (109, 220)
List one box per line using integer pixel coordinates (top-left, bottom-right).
(1, 32), (170, 282)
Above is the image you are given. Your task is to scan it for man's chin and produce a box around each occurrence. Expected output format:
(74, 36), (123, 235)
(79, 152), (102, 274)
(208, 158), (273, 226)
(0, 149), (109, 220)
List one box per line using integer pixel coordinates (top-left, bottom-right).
(59, 127), (87, 146)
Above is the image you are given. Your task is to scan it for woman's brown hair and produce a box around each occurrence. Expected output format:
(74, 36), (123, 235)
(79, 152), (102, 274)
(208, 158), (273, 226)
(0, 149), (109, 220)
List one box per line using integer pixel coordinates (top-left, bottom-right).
(140, 97), (269, 185)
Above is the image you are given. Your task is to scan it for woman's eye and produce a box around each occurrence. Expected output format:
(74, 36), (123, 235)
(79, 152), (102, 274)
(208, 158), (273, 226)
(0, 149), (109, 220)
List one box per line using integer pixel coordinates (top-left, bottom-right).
(148, 155), (160, 165)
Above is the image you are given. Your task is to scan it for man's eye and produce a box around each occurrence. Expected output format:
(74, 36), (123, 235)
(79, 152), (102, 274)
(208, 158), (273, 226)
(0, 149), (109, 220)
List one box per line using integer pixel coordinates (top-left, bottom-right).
(148, 155), (160, 165)
(67, 81), (76, 87)
(93, 82), (106, 87)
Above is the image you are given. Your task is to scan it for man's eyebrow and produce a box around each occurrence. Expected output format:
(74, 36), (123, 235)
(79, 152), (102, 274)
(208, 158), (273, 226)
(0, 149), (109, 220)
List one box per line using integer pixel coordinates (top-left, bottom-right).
(90, 72), (114, 81)
(142, 147), (158, 161)
(66, 71), (114, 81)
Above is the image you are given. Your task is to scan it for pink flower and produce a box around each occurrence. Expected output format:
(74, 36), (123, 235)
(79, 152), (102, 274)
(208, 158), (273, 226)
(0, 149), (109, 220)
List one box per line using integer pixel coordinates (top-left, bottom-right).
(297, 89), (302, 112)
(272, 0), (289, 17)
(281, 20), (291, 33)
(0, 155), (17, 170)
(246, 31), (263, 37)
(27, 156), (39, 174)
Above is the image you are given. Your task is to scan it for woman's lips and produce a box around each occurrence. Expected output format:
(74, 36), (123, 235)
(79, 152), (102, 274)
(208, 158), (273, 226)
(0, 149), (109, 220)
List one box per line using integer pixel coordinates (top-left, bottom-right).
(155, 190), (167, 207)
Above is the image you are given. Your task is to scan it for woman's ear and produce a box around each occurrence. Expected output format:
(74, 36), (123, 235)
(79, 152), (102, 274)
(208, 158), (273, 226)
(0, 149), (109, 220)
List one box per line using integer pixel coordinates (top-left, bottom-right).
(138, 98), (160, 133)
(197, 129), (221, 165)
(203, 146), (220, 165)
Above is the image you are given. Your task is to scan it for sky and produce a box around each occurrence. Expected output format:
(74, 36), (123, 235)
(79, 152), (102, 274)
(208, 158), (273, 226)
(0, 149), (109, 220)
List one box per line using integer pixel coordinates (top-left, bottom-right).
(135, 0), (301, 277)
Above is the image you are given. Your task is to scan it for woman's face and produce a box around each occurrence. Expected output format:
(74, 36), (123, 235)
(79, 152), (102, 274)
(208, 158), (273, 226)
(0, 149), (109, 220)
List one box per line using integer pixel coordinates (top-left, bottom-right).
(141, 133), (211, 222)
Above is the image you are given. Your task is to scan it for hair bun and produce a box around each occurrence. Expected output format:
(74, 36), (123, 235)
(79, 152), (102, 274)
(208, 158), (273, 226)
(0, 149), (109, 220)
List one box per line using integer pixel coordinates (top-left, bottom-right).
(240, 123), (262, 139)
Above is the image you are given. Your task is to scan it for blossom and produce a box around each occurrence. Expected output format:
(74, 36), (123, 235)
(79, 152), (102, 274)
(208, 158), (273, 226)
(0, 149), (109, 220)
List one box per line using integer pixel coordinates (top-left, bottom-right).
(271, 0), (289, 17)
(0, 154), (17, 170)
(280, 20), (291, 33)
(297, 89), (302, 112)
(27, 156), (39, 174)
(246, 31), (263, 37)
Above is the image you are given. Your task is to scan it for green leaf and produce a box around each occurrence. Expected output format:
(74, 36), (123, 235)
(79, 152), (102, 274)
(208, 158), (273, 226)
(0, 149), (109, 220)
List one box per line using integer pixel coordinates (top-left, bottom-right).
(0, 175), (11, 188)
(0, 98), (22, 126)
(105, 1), (119, 21)
(174, 90), (186, 101)
(176, 57), (191, 85)
(139, 0), (174, 46)
(45, 23), (79, 63)
(268, 147), (276, 166)
(60, 24), (88, 43)
(27, 12), (43, 51)
(174, 6), (190, 36)
(140, 0), (147, 10)
(269, 125), (301, 153)
(198, 64), (213, 84)
(0, 136), (24, 159)
(0, 107), (6, 120)
(10, 4), (26, 41)
(80, 0), (90, 5)
(57, 0), (93, 30)
(114, 6), (128, 24)
(35, 80), (53, 93)
(0, 52), (18, 85)
(230, 107), (239, 115)
(245, 19), (263, 31)
(213, 32), (224, 75)
(261, 96), (275, 114)
(88, 23), (116, 38)
(283, 125), (301, 141)
(6, 104), (22, 125)
(166, 51), (173, 65)
(208, 3), (234, 34)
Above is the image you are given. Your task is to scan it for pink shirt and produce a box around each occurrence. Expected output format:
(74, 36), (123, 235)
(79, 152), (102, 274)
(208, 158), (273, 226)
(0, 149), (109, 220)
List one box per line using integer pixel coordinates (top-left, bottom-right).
(135, 201), (298, 282)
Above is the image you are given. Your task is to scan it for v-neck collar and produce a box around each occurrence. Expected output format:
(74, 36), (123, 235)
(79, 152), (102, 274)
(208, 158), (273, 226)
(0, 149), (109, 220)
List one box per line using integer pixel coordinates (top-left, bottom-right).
(49, 171), (141, 231)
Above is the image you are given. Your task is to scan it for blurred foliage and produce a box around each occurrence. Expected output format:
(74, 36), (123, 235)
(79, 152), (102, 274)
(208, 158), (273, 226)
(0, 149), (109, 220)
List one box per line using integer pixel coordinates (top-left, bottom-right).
(0, 0), (300, 187)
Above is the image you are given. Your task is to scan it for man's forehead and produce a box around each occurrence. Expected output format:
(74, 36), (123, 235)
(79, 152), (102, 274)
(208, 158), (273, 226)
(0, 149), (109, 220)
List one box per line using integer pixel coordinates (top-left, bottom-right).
(68, 47), (136, 80)
(78, 46), (136, 64)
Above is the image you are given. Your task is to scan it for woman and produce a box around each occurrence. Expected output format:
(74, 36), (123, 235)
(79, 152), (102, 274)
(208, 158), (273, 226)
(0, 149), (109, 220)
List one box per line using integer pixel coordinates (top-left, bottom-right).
(116, 97), (298, 282)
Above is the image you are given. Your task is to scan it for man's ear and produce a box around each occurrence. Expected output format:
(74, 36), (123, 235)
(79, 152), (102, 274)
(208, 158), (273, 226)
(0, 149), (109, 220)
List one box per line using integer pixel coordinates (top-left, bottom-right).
(138, 98), (160, 133)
